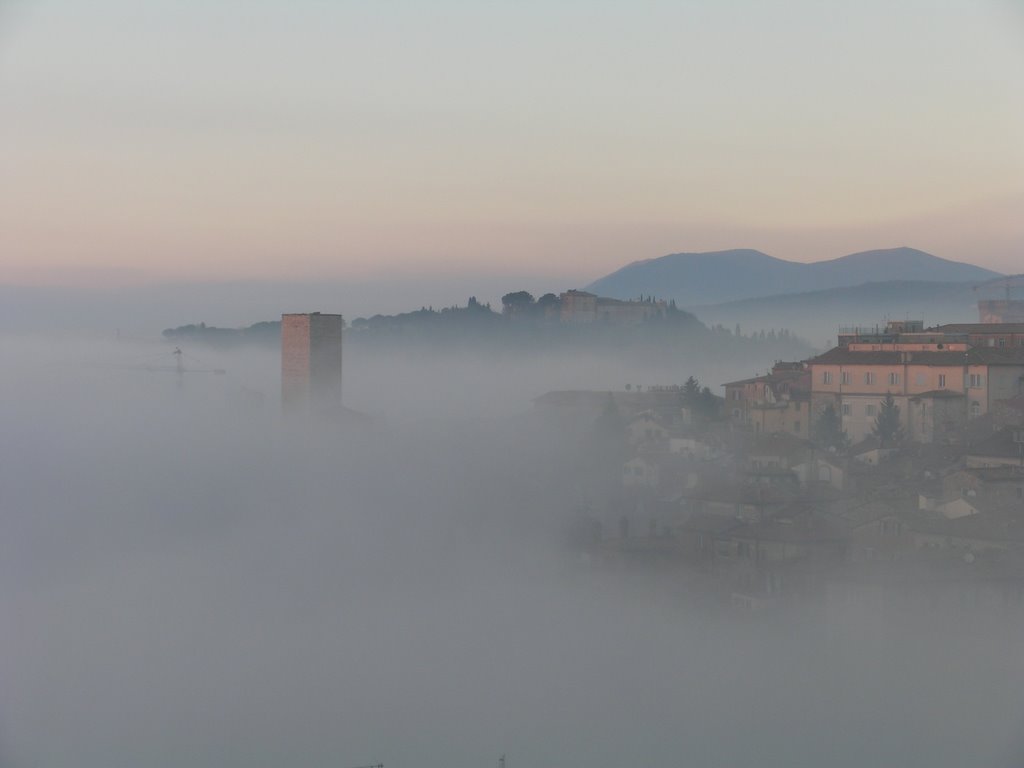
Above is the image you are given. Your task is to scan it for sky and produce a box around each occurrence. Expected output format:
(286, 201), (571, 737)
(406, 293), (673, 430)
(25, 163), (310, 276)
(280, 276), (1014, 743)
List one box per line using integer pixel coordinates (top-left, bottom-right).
(2, 0), (1023, 288)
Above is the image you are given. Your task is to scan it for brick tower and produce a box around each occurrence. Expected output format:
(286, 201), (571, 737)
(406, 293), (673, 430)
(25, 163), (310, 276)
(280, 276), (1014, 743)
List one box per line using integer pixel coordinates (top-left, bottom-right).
(281, 312), (343, 415)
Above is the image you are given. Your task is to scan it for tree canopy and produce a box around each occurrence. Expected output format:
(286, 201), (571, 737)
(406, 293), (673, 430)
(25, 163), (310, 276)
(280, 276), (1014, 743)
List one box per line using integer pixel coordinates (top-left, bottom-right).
(501, 291), (535, 309)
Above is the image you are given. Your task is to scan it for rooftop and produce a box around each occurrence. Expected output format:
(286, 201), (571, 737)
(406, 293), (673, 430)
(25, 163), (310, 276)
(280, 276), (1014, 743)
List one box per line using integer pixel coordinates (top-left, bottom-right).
(929, 323), (1024, 334)
(808, 346), (1024, 366)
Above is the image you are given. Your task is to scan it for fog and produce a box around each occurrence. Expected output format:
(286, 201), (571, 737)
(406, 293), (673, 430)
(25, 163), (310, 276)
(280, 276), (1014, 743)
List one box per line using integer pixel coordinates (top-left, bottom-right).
(2, 334), (1024, 768)
(0, 277), (565, 337)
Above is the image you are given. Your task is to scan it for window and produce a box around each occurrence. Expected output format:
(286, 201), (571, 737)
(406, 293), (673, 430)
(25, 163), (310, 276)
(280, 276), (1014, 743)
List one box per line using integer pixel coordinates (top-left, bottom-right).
(732, 389), (741, 400)
(999, 338), (1006, 348)
(938, 374), (946, 388)
(888, 372), (900, 386)
(971, 401), (981, 417)
(841, 403), (851, 416)
(915, 373), (927, 386)
(969, 373), (983, 388)
(865, 404), (877, 417)
(864, 372), (875, 385)
(841, 371), (852, 385)
(822, 371), (833, 384)
(881, 520), (902, 536)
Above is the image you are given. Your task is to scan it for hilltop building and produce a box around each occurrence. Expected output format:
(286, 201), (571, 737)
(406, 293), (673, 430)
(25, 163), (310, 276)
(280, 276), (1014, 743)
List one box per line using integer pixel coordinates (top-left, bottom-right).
(281, 312), (343, 415)
(558, 290), (666, 326)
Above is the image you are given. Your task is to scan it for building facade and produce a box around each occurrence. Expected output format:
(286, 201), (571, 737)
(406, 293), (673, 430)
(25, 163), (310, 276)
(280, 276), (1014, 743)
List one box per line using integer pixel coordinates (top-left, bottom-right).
(807, 341), (1024, 443)
(723, 362), (811, 438)
(558, 290), (666, 326)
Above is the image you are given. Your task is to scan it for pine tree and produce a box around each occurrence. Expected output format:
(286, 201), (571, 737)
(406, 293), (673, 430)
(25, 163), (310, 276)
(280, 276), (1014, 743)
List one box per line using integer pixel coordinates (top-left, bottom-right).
(872, 392), (904, 448)
(813, 404), (849, 452)
(680, 376), (701, 410)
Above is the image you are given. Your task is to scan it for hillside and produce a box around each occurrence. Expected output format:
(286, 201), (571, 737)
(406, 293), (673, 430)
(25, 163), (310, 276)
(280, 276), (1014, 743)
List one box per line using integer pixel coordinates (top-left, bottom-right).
(690, 280), (981, 349)
(585, 247), (1001, 306)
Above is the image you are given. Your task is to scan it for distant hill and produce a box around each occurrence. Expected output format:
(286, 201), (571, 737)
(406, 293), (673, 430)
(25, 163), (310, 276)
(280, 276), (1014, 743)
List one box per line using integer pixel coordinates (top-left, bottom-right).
(163, 295), (814, 362)
(585, 247), (1002, 306)
(690, 280), (981, 349)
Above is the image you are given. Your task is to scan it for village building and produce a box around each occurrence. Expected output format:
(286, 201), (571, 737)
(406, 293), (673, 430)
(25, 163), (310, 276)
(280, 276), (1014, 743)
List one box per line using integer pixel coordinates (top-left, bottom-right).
(907, 511), (1024, 554)
(711, 507), (849, 608)
(928, 323), (1024, 348)
(622, 455), (660, 489)
(667, 434), (721, 461)
(625, 412), (670, 448)
(992, 393), (1024, 429)
(807, 341), (1024, 444)
(966, 427), (1024, 468)
(840, 501), (912, 563)
(723, 362), (811, 438)
(941, 466), (1024, 507)
(792, 454), (847, 492)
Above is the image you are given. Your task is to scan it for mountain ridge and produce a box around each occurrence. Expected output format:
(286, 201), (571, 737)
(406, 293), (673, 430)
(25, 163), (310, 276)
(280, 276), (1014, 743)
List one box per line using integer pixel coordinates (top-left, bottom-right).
(585, 247), (1002, 306)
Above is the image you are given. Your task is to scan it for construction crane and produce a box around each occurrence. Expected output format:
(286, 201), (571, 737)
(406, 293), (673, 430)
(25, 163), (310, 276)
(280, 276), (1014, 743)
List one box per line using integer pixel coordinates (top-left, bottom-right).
(96, 346), (227, 388)
(972, 275), (1024, 323)
(974, 274), (1024, 302)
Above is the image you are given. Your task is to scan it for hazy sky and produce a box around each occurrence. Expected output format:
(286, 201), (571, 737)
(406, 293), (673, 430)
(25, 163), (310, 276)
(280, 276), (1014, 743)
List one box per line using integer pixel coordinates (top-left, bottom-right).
(2, 0), (1023, 286)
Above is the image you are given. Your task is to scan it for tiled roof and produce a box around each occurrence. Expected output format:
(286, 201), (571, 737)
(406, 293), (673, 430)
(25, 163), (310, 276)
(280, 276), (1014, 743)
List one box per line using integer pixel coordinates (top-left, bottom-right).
(968, 427), (1024, 459)
(808, 346), (1024, 366)
(955, 466), (1024, 482)
(909, 511), (1024, 543)
(728, 514), (846, 543)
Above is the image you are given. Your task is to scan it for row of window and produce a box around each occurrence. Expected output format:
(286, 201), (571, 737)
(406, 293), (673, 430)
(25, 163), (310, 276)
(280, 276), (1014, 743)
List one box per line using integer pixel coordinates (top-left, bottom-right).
(824, 371), (904, 386)
(821, 371), (979, 388)
(840, 400), (984, 418)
